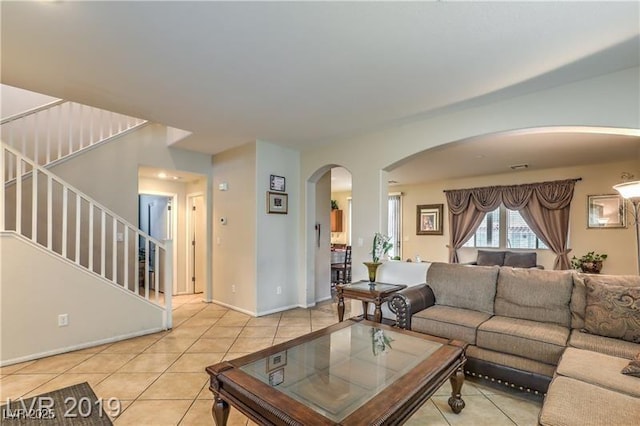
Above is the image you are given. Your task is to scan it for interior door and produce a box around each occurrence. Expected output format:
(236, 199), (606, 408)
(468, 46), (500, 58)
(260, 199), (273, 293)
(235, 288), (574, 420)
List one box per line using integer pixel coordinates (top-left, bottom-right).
(189, 195), (206, 293)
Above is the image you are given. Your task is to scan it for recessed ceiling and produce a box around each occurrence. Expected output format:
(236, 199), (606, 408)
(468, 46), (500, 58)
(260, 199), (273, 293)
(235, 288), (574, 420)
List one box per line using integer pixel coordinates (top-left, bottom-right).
(138, 166), (204, 184)
(1, 2), (638, 155)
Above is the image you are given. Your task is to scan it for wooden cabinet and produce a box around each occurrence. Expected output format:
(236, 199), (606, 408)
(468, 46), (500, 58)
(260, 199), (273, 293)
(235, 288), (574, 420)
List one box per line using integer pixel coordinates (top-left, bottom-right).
(331, 209), (343, 232)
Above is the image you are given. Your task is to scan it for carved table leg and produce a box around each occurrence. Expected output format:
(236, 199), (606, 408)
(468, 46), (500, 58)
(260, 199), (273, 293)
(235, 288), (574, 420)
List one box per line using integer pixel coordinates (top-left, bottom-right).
(212, 395), (230, 425)
(373, 298), (382, 323)
(337, 292), (345, 322)
(448, 367), (466, 414)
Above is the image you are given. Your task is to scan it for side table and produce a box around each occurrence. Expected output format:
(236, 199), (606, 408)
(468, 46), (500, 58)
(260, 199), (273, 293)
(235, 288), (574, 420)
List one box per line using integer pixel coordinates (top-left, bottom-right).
(336, 281), (407, 323)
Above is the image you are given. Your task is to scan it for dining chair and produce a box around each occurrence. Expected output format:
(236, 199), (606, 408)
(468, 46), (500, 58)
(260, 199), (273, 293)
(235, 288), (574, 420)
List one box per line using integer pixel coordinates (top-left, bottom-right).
(331, 245), (352, 286)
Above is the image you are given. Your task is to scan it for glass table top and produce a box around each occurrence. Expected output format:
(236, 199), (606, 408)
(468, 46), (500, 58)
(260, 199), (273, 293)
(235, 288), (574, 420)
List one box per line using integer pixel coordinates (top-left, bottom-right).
(239, 322), (443, 422)
(341, 280), (405, 293)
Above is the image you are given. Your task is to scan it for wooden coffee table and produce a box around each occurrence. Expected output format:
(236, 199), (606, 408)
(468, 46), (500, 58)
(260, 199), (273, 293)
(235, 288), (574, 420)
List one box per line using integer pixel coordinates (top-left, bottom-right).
(336, 281), (407, 323)
(206, 319), (467, 425)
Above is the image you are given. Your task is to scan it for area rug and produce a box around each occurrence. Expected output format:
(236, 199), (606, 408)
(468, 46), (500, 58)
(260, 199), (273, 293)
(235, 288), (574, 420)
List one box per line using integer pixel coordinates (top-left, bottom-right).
(0, 382), (113, 425)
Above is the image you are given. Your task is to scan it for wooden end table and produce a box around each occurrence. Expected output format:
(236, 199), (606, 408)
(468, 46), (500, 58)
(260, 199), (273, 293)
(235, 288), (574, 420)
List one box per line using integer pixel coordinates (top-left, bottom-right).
(206, 319), (467, 425)
(336, 281), (407, 323)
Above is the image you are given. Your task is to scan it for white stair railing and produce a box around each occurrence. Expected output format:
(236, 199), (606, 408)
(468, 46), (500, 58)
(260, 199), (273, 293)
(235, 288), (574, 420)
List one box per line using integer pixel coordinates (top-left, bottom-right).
(0, 100), (147, 168)
(1, 143), (172, 326)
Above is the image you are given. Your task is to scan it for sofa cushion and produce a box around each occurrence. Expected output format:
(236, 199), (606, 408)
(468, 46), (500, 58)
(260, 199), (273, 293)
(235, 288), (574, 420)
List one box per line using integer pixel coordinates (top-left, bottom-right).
(502, 251), (537, 268)
(476, 250), (505, 266)
(584, 279), (640, 343)
(494, 267), (573, 327)
(622, 353), (640, 378)
(427, 262), (499, 314)
(411, 305), (492, 344)
(476, 316), (569, 365)
(568, 329), (640, 360)
(556, 348), (640, 397)
(539, 376), (640, 426)
(570, 273), (640, 330)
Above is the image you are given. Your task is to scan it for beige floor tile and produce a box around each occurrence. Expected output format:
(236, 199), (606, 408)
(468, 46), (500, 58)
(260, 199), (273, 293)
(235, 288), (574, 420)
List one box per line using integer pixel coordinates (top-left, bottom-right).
(275, 326), (311, 339)
(14, 353), (93, 374)
(166, 325), (211, 339)
(228, 338), (274, 353)
(24, 373), (109, 397)
(100, 336), (161, 354)
(405, 400), (449, 425)
(167, 353), (224, 373)
(239, 326), (277, 338)
(228, 406), (251, 426)
(215, 316), (250, 327)
(245, 316), (281, 326)
(118, 353), (182, 373)
(487, 393), (542, 426)
(179, 399), (214, 425)
(0, 374), (58, 399)
(72, 342), (114, 354)
(139, 373), (207, 400)
(0, 361), (36, 375)
(108, 399), (133, 422)
(271, 338), (293, 346)
(67, 353), (137, 373)
(180, 316), (221, 327)
(145, 337), (198, 353)
(94, 372), (161, 400)
(434, 394), (517, 425)
(222, 353), (251, 362)
(278, 316), (311, 327)
(196, 385), (214, 400)
(186, 338), (236, 353)
(281, 309), (311, 318)
(202, 326), (244, 339)
(193, 309), (228, 320)
(113, 399), (191, 426)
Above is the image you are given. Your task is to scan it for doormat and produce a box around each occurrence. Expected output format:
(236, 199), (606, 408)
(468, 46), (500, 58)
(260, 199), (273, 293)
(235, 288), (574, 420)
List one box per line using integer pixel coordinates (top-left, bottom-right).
(0, 382), (113, 425)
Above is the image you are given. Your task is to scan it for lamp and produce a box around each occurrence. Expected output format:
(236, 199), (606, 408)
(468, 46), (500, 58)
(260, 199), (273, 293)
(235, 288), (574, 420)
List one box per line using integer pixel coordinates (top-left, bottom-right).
(613, 180), (640, 274)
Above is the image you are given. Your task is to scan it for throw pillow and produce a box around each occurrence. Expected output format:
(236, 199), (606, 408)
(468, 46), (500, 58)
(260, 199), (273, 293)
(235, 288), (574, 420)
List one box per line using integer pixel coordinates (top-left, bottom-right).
(476, 250), (505, 266)
(584, 279), (640, 344)
(503, 251), (537, 268)
(621, 353), (640, 377)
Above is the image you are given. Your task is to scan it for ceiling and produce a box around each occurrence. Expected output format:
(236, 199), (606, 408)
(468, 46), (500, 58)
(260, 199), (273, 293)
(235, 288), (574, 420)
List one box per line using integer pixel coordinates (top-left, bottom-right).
(2, 2), (639, 187)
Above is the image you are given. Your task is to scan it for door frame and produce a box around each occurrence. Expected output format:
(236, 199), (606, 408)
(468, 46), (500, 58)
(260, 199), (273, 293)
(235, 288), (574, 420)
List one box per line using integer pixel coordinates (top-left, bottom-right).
(138, 190), (179, 295)
(186, 191), (205, 294)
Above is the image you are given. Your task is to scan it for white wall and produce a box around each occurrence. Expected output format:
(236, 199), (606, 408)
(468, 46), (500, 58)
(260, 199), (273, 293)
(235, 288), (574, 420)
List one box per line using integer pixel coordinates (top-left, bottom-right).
(212, 143), (257, 314)
(0, 233), (165, 365)
(255, 141), (301, 313)
(395, 160), (639, 275)
(300, 67), (640, 293)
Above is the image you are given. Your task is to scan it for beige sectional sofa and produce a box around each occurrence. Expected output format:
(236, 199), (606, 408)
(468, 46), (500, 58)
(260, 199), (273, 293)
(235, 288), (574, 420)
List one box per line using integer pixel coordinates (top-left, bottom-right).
(388, 262), (640, 425)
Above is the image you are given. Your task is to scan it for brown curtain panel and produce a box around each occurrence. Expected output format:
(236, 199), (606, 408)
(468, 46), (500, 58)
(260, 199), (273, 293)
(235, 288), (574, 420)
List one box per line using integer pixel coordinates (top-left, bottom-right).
(446, 179), (578, 269)
(445, 186), (502, 263)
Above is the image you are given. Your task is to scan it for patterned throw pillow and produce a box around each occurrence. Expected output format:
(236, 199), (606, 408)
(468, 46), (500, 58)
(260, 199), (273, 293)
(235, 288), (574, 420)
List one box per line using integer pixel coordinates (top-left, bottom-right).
(621, 353), (640, 377)
(584, 279), (640, 344)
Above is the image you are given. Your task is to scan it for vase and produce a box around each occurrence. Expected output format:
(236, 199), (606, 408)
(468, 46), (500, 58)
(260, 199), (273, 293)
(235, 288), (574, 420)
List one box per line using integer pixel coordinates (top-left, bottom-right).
(580, 261), (602, 274)
(363, 261), (382, 282)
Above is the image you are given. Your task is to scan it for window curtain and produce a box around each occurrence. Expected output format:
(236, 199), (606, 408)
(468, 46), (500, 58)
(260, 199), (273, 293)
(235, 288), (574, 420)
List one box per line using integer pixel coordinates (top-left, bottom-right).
(445, 179), (578, 269)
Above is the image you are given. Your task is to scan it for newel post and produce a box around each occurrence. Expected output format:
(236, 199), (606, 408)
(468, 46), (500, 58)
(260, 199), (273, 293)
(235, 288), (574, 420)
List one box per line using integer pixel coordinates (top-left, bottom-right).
(163, 239), (173, 329)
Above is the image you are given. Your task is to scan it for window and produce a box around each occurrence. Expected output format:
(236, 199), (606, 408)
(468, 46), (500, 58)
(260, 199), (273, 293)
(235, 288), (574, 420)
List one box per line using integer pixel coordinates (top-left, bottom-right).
(507, 209), (547, 249)
(463, 208), (500, 248)
(464, 206), (547, 249)
(388, 194), (402, 258)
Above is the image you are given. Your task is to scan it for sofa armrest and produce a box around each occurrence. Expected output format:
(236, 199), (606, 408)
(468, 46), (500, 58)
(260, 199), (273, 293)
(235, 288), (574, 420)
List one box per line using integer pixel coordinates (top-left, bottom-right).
(388, 284), (435, 330)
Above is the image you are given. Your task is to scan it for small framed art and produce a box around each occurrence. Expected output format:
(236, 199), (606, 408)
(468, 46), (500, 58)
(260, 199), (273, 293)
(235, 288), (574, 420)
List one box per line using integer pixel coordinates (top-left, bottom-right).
(267, 192), (288, 214)
(270, 175), (286, 192)
(416, 204), (444, 235)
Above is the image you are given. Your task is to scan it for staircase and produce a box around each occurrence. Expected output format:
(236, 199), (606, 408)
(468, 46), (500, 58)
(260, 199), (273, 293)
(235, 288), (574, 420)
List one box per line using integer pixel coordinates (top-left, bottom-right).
(1, 99), (173, 364)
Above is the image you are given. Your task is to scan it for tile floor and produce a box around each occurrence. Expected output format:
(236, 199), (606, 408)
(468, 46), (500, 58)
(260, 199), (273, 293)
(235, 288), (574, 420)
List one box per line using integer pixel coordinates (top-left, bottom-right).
(0, 294), (543, 425)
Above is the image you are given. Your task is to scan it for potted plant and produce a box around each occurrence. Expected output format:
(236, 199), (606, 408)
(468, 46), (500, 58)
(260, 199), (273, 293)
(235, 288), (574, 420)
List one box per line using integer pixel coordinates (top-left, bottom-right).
(364, 233), (393, 282)
(571, 251), (608, 274)
(331, 199), (339, 210)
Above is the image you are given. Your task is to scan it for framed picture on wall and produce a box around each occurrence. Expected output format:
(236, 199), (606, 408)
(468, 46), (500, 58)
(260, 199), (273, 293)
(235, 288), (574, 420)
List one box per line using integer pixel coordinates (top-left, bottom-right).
(270, 175), (286, 192)
(267, 191), (288, 214)
(587, 194), (626, 228)
(416, 204), (443, 235)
